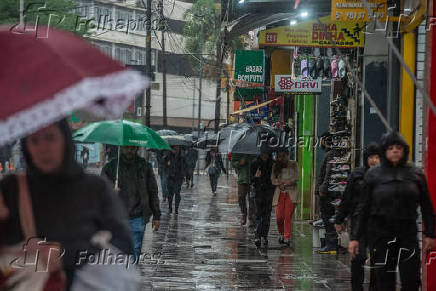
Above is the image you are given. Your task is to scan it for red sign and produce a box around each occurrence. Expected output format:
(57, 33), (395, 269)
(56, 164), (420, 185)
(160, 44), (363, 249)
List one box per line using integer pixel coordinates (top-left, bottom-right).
(265, 33), (277, 43)
(274, 75), (322, 93)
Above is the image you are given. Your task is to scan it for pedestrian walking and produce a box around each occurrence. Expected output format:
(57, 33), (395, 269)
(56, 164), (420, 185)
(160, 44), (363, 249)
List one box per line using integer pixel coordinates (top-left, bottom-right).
(271, 149), (299, 246)
(205, 147), (226, 195)
(0, 119), (134, 290)
(334, 143), (380, 291)
(349, 132), (436, 291)
(231, 154), (255, 226)
(316, 148), (345, 253)
(185, 145), (199, 188)
(251, 152), (275, 248)
(102, 145), (161, 257)
(157, 150), (170, 202)
(80, 146), (89, 169)
(165, 146), (186, 214)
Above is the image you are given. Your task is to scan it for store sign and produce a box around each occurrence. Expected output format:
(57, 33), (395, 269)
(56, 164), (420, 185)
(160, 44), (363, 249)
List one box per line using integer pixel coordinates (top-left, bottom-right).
(233, 50), (265, 101)
(331, 0), (387, 22)
(259, 16), (365, 48)
(274, 76), (322, 93)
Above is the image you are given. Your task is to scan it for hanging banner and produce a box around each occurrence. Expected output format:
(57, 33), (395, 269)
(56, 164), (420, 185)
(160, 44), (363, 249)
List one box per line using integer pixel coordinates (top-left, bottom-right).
(331, 0), (388, 22)
(258, 16), (365, 48)
(274, 76), (322, 93)
(233, 50), (265, 101)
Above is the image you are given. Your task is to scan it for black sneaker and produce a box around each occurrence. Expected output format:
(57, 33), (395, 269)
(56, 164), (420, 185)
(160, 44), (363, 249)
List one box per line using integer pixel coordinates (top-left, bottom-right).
(278, 235), (284, 244)
(175, 209), (179, 215)
(254, 238), (261, 248)
(240, 216), (247, 226)
(263, 237), (268, 247)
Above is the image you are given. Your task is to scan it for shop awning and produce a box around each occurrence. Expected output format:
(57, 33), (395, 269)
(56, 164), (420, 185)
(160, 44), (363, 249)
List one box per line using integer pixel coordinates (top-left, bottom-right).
(232, 98), (280, 115)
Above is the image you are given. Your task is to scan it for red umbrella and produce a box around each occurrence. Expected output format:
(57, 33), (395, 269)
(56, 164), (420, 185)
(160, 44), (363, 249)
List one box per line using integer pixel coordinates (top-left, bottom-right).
(0, 26), (148, 145)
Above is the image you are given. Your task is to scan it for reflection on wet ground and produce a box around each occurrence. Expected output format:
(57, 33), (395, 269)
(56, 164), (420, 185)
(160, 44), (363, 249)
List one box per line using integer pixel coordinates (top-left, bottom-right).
(140, 175), (356, 290)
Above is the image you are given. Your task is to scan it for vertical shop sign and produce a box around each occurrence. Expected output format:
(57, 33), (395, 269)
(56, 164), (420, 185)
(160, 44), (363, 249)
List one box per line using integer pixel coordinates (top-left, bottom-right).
(233, 50), (265, 101)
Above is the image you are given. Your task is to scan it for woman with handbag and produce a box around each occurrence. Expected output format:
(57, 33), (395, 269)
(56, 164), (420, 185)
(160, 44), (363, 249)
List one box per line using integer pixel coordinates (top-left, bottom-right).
(271, 149), (299, 246)
(205, 147), (226, 195)
(0, 119), (134, 291)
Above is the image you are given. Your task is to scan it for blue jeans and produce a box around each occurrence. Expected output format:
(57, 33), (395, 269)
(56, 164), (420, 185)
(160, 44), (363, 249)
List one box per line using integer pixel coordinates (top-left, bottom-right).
(160, 173), (168, 199)
(129, 217), (145, 257)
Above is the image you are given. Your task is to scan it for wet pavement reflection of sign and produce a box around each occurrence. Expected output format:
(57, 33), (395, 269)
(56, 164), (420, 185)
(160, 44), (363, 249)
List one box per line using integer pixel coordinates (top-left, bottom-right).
(139, 175), (358, 290)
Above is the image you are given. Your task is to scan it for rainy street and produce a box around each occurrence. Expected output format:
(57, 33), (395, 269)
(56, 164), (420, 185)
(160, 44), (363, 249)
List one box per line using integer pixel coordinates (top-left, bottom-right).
(139, 174), (353, 290)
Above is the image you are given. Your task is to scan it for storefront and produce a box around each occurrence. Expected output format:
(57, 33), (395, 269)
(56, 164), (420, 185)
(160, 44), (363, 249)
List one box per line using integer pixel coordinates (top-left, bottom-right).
(257, 15), (365, 219)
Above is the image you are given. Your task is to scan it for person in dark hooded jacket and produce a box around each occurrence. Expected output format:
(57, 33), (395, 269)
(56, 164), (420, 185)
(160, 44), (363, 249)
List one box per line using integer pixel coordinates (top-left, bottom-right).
(334, 143), (380, 291)
(0, 119), (133, 290)
(349, 132), (435, 291)
(250, 152), (275, 248)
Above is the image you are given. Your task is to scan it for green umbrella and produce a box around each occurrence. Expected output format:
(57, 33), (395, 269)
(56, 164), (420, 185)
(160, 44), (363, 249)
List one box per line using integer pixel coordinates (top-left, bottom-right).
(73, 120), (171, 188)
(73, 120), (171, 150)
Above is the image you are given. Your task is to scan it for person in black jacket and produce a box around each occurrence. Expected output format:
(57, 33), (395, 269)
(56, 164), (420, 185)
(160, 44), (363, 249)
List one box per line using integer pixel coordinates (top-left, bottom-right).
(349, 132), (435, 291)
(250, 152), (275, 248)
(165, 145), (186, 214)
(335, 143), (380, 291)
(102, 145), (161, 257)
(205, 147), (226, 195)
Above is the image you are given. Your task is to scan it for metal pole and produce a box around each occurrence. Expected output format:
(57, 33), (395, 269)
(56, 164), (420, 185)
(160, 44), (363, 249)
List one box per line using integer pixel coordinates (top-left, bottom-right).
(20, 0), (24, 26)
(145, 0), (152, 127)
(192, 79), (196, 132)
(197, 22), (204, 139)
(162, 29), (167, 128)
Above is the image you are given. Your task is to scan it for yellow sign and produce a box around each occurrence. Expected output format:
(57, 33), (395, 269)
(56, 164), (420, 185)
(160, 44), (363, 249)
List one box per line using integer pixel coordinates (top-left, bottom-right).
(332, 0), (387, 22)
(258, 16), (365, 48)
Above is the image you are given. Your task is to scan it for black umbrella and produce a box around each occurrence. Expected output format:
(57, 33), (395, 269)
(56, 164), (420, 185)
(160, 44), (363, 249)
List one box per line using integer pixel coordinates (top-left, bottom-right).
(231, 125), (281, 155)
(218, 123), (252, 153)
(195, 132), (221, 148)
(160, 135), (190, 147)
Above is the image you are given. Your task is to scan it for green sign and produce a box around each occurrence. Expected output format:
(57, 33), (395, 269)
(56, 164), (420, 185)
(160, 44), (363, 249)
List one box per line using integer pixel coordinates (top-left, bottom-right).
(233, 50), (265, 101)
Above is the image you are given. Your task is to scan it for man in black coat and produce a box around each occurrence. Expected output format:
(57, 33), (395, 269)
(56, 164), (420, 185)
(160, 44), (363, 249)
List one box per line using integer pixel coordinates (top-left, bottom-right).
(164, 145), (186, 214)
(349, 132), (436, 291)
(250, 152), (275, 248)
(185, 145), (199, 188)
(335, 143), (380, 291)
(102, 146), (161, 257)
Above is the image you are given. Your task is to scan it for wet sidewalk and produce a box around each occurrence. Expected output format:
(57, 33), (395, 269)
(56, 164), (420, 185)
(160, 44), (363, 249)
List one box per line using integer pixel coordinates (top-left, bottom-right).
(140, 174), (354, 290)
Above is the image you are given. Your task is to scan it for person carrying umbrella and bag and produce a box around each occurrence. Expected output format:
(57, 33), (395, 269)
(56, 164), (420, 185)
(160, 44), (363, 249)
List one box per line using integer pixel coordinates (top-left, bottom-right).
(0, 26), (149, 291)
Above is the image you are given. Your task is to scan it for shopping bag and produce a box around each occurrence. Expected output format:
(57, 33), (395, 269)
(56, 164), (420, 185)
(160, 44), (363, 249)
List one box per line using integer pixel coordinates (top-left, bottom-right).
(0, 173), (65, 291)
(71, 231), (142, 291)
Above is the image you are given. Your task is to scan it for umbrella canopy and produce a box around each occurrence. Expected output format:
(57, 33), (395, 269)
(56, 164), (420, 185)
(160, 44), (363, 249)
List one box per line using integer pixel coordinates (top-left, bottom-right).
(0, 26), (147, 146)
(218, 123), (252, 153)
(160, 135), (190, 147)
(195, 132), (221, 148)
(73, 120), (170, 150)
(231, 125), (281, 155)
(156, 129), (178, 136)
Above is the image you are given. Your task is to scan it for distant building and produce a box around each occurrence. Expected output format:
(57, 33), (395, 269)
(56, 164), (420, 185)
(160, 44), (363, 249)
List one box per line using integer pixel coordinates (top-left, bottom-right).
(73, 0), (226, 132)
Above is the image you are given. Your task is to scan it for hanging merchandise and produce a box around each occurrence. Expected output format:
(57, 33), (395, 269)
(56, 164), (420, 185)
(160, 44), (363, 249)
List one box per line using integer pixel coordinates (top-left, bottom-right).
(331, 57), (338, 78)
(316, 57), (324, 78)
(324, 57), (331, 79)
(301, 58), (308, 78)
(309, 58), (317, 78)
(338, 58), (347, 78)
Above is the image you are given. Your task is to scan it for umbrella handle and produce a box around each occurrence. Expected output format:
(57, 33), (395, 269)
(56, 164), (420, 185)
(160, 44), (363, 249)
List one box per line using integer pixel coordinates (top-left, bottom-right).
(115, 145), (120, 190)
